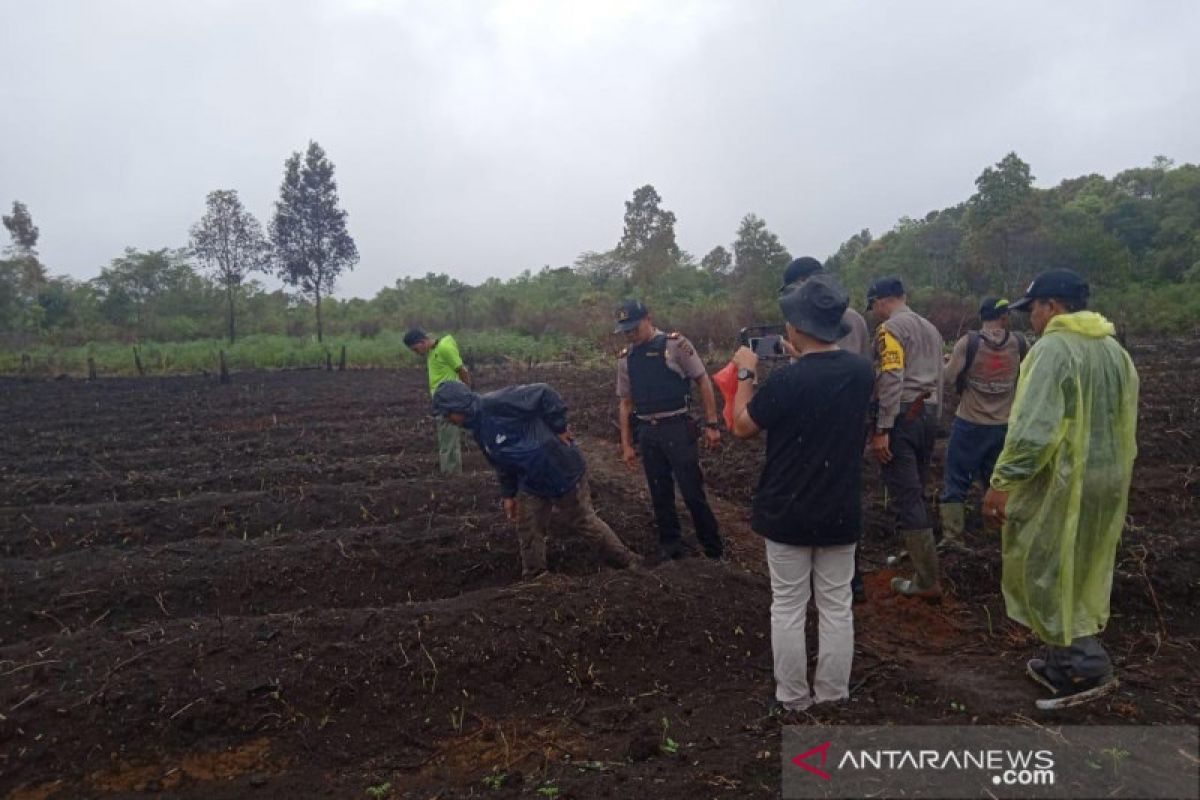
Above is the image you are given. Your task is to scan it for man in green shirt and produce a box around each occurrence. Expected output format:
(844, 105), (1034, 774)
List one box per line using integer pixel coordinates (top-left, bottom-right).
(405, 328), (471, 474)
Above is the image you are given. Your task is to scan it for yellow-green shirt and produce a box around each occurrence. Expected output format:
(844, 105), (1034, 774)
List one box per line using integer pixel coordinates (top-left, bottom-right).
(427, 335), (464, 395)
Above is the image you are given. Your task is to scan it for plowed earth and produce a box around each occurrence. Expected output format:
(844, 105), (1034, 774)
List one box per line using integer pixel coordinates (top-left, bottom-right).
(2, 339), (1197, 798)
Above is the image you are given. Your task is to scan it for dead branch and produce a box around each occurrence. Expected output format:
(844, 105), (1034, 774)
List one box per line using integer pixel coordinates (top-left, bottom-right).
(9, 691), (42, 712)
(1, 659), (61, 677)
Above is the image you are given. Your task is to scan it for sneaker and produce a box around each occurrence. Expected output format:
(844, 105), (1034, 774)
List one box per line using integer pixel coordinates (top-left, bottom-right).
(767, 696), (812, 718)
(1034, 673), (1118, 711)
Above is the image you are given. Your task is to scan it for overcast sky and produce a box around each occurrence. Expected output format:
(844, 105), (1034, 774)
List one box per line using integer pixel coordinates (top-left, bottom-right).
(2, 0), (1198, 298)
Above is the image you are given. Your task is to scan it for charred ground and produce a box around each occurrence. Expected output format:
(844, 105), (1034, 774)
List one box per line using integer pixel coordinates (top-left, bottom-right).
(1, 339), (1197, 798)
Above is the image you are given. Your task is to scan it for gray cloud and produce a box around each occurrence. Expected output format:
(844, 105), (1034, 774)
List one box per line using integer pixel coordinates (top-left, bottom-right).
(2, 0), (1197, 297)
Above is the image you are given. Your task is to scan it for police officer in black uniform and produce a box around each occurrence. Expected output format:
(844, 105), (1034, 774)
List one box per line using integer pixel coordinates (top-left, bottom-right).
(615, 300), (725, 561)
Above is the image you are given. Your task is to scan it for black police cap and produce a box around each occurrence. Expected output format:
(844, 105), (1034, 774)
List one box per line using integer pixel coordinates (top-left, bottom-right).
(614, 299), (649, 333)
(865, 276), (905, 310)
(1009, 269), (1089, 311)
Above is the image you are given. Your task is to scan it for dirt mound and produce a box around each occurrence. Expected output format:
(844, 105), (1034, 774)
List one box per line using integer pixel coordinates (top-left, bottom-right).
(1, 342), (1197, 798)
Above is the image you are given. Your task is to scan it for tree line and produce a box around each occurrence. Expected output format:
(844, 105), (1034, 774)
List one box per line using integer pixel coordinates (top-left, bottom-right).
(2, 152), (1197, 352)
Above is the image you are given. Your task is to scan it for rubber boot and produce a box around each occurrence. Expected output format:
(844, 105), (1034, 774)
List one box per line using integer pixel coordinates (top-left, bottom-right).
(891, 529), (942, 601)
(938, 502), (967, 553)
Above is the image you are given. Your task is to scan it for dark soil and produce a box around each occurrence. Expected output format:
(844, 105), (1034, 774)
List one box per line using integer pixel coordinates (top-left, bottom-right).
(1, 339), (1197, 799)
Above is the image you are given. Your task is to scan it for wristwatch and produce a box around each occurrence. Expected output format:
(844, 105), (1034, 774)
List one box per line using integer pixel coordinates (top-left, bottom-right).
(737, 367), (755, 382)
(703, 421), (720, 430)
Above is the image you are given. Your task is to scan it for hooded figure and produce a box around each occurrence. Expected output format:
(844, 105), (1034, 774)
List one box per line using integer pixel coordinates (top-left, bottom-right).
(432, 381), (639, 577)
(433, 381), (580, 497)
(986, 293), (1138, 711)
(991, 311), (1138, 643)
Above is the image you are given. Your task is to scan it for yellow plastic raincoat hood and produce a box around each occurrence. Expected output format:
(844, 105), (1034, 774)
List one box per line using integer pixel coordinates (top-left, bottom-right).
(990, 311), (1139, 645)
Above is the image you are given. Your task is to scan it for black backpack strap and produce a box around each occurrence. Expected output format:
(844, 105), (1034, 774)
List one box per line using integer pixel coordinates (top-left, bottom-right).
(1015, 332), (1028, 360)
(955, 331), (981, 394)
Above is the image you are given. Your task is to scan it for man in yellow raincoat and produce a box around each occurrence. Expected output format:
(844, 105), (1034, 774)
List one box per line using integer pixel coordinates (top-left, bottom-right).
(983, 269), (1138, 711)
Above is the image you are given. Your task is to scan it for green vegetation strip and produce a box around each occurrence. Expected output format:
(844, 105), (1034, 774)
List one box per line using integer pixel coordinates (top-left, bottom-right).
(0, 330), (599, 377)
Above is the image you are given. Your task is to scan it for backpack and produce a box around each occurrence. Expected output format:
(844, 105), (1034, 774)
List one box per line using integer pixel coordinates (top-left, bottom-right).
(955, 330), (1028, 394)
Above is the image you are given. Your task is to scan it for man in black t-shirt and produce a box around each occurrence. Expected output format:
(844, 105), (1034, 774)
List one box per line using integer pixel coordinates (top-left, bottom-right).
(730, 274), (874, 712)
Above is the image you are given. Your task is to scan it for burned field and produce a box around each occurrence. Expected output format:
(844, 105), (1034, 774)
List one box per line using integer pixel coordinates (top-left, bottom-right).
(1, 340), (1197, 799)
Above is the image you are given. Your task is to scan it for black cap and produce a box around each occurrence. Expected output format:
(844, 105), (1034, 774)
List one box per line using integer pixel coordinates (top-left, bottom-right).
(779, 274), (852, 344)
(403, 328), (428, 347)
(1009, 269), (1089, 312)
(614, 299), (649, 333)
(779, 256), (824, 292)
(979, 296), (1011, 321)
(865, 276), (905, 311)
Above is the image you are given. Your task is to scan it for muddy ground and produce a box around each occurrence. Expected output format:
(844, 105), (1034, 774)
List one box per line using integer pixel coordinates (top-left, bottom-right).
(1, 339), (1197, 799)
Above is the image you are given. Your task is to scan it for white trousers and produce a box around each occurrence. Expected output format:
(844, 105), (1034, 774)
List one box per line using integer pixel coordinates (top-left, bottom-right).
(765, 539), (856, 710)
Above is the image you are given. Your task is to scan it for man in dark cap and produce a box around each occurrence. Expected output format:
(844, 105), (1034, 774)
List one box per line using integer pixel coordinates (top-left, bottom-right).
(728, 274), (874, 712)
(938, 297), (1028, 550)
(779, 257), (873, 361)
(866, 276), (945, 599)
(433, 380), (640, 578)
(615, 300), (725, 561)
(405, 327), (470, 474)
(982, 269), (1138, 710)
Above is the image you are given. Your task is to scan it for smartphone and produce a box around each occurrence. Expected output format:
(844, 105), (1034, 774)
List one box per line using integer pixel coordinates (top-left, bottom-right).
(739, 325), (788, 359)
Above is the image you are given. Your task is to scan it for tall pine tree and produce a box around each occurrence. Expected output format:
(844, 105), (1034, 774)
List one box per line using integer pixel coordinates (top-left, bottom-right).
(270, 142), (358, 342)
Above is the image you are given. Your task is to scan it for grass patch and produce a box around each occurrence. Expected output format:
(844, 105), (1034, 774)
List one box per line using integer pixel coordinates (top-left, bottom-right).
(0, 330), (600, 377)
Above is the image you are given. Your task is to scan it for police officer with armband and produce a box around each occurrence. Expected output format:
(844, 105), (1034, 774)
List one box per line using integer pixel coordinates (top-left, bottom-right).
(866, 277), (945, 599)
(615, 300), (726, 561)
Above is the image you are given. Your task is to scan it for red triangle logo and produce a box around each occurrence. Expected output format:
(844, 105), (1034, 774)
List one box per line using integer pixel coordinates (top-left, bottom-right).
(791, 741), (833, 781)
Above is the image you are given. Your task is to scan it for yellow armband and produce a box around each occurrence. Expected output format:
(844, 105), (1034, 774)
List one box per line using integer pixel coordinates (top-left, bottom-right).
(878, 330), (905, 372)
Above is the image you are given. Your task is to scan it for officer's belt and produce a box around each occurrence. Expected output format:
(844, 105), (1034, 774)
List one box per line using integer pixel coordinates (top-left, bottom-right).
(635, 408), (689, 424)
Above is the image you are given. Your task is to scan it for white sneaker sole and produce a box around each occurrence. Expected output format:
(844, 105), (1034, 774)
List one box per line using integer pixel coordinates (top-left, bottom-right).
(1035, 677), (1118, 711)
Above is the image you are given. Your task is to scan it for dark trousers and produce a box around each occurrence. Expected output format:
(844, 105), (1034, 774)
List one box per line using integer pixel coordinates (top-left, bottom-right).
(940, 418), (1008, 504)
(1043, 636), (1112, 683)
(638, 418), (723, 556)
(880, 411), (938, 531)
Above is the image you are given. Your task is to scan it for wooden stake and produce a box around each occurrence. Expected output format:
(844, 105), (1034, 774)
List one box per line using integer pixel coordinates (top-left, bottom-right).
(133, 347), (145, 376)
(219, 350), (230, 384)
(326, 350), (333, 371)
(339, 344), (347, 371)
(87, 357), (97, 381)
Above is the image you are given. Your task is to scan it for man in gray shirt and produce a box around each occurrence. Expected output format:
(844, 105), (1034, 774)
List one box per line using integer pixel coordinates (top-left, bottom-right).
(939, 297), (1027, 550)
